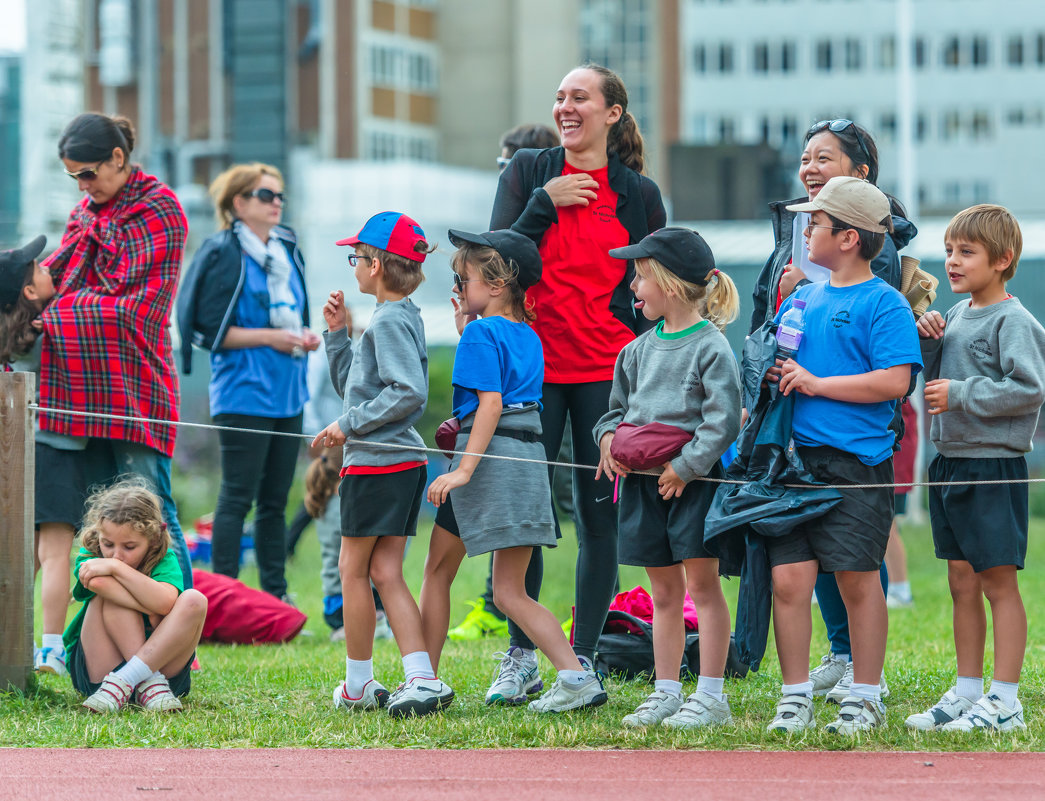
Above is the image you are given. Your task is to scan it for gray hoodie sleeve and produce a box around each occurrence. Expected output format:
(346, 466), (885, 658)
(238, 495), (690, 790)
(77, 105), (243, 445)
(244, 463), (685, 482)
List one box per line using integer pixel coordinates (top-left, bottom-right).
(919, 331), (944, 382)
(593, 345), (634, 446)
(338, 315), (427, 437)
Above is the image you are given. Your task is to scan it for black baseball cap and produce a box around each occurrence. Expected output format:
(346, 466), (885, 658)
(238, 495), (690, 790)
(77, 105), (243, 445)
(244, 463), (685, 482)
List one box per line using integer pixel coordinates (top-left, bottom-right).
(0, 235), (47, 309)
(609, 227), (716, 286)
(447, 229), (542, 289)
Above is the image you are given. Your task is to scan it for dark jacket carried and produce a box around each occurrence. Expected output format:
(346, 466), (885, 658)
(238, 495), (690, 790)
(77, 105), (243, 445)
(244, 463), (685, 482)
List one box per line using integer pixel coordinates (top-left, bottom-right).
(489, 146), (666, 334)
(749, 199), (917, 334)
(176, 226), (309, 374)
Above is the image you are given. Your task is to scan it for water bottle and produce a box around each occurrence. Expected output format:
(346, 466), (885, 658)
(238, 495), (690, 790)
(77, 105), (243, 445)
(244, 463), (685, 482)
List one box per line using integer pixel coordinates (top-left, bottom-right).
(775, 299), (806, 361)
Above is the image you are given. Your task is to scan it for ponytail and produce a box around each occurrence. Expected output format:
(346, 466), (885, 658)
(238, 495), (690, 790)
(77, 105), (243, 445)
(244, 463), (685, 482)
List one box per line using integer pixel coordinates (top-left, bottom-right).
(581, 63), (647, 175)
(702, 269), (739, 331)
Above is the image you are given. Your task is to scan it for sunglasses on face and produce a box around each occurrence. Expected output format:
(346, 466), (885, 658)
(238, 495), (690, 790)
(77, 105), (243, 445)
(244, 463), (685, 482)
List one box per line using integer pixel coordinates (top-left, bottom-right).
(245, 187), (286, 204)
(64, 160), (106, 181)
(808, 118), (872, 165)
(453, 273), (478, 292)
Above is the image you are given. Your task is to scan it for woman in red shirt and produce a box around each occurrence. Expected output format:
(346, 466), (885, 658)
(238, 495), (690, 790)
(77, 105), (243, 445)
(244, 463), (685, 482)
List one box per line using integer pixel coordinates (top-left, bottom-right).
(489, 64), (666, 683)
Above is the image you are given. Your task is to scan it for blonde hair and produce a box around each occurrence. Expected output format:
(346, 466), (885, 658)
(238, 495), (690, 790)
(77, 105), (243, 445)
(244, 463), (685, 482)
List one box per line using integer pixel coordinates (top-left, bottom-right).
(209, 162), (284, 229)
(80, 479), (169, 577)
(635, 258), (739, 331)
(945, 204), (1023, 282)
(304, 447), (342, 519)
(354, 241), (430, 296)
(450, 243), (535, 324)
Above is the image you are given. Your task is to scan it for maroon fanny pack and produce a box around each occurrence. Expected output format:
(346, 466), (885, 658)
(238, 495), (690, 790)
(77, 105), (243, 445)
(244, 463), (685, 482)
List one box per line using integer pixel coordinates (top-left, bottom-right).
(610, 422), (692, 471)
(435, 417), (462, 458)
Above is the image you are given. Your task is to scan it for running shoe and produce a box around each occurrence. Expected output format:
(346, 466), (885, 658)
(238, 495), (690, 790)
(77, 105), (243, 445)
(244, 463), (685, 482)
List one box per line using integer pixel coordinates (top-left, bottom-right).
(135, 674), (183, 712)
(810, 654), (847, 696)
(34, 646), (68, 677)
(485, 647), (543, 705)
(387, 677), (454, 718)
(905, 689), (973, 731)
(942, 694), (1026, 732)
(448, 599), (508, 641)
(767, 694), (815, 733)
(333, 678), (390, 711)
(82, 673), (134, 713)
(825, 696), (885, 734)
(528, 672), (607, 714)
(663, 691), (733, 730)
(825, 662), (890, 704)
(622, 690), (682, 728)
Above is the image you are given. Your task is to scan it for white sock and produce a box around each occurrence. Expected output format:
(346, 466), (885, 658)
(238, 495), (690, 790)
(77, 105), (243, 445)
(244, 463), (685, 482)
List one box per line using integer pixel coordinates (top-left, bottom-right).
(955, 675), (984, 702)
(112, 656), (153, 688)
(557, 669), (588, 686)
(402, 651), (436, 682)
(345, 657), (374, 697)
(511, 646), (536, 662)
(654, 679), (683, 699)
(696, 675), (725, 701)
(988, 679), (1019, 708)
(42, 633), (64, 652)
(781, 681), (813, 698)
(890, 581), (911, 598)
(850, 682), (882, 703)
(833, 653), (851, 664)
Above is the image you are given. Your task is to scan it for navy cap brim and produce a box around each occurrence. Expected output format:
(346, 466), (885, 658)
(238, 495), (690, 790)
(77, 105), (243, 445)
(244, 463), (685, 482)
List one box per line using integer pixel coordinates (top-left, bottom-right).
(608, 243), (651, 261)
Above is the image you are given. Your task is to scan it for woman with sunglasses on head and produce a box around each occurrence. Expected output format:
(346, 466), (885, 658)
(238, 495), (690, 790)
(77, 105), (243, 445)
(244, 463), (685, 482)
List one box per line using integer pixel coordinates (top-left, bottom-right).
(749, 119), (918, 705)
(488, 64), (666, 689)
(177, 163), (320, 601)
(39, 112), (193, 590)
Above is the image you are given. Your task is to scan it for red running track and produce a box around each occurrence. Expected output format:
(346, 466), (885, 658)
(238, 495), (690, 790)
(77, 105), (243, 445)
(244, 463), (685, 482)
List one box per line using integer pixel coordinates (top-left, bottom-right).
(2, 749), (1043, 800)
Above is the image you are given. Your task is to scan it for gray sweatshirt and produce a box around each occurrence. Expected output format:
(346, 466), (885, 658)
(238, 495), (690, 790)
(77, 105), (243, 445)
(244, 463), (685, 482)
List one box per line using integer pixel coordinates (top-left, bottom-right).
(324, 298), (429, 468)
(593, 322), (742, 483)
(920, 297), (1045, 458)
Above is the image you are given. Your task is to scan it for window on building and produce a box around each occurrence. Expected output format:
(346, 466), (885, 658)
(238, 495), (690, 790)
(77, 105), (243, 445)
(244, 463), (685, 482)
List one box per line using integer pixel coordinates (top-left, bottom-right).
(942, 110), (961, 140)
(1007, 106), (1026, 126)
(877, 36), (896, 69)
(916, 113), (928, 141)
(815, 40), (832, 71)
(719, 43), (734, 72)
(845, 38), (862, 71)
(970, 110), (992, 139)
(1037, 33), (1045, 64)
(760, 116), (772, 143)
(913, 37), (927, 68)
(753, 42), (770, 73)
(781, 41), (796, 73)
(406, 51), (436, 92)
(694, 44), (707, 73)
(879, 112), (897, 142)
(972, 181), (991, 203)
(942, 36), (961, 67)
(781, 116), (798, 143)
(718, 117), (736, 142)
(971, 36), (989, 67)
(1008, 35), (1024, 66)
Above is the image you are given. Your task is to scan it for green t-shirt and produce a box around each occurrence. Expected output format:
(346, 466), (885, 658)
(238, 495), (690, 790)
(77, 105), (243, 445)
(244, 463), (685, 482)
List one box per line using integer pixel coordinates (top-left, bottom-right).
(62, 547), (185, 651)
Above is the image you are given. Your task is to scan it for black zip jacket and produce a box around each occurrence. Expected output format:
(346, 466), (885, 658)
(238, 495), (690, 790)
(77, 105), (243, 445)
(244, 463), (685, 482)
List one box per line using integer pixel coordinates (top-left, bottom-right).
(176, 225), (310, 374)
(489, 146), (666, 335)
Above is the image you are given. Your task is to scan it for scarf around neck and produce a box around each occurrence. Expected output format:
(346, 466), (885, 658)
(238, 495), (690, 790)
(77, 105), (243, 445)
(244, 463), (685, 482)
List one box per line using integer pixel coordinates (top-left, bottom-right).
(234, 221), (301, 333)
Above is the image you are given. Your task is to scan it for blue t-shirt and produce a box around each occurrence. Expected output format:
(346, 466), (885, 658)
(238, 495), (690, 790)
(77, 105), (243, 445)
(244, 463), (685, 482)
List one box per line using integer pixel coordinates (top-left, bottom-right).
(451, 316), (544, 420)
(776, 277), (922, 465)
(209, 252), (310, 418)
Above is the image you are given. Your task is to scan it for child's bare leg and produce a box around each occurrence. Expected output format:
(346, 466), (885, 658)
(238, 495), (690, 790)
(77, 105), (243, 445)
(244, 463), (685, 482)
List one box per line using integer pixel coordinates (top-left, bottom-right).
(978, 565), (1026, 684)
(492, 547), (581, 672)
(684, 558), (730, 678)
(948, 560), (986, 679)
(770, 560), (818, 685)
(646, 565), (686, 683)
(419, 524), (466, 673)
(38, 523), (75, 635)
(370, 536), (427, 656)
(339, 536), (379, 660)
(138, 589), (208, 676)
(835, 569), (888, 686)
(884, 518), (908, 583)
(80, 598), (146, 682)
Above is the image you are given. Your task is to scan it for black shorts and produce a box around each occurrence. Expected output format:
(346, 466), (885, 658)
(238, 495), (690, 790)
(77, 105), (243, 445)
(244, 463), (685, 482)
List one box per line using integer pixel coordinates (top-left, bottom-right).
(434, 493), (460, 537)
(928, 454), (1028, 572)
(894, 493), (908, 516)
(617, 466), (722, 568)
(35, 443), (89, 529)
(766, 446), (893, 573)
(68, 639), (193, 698)
(339, 466), (426, 538)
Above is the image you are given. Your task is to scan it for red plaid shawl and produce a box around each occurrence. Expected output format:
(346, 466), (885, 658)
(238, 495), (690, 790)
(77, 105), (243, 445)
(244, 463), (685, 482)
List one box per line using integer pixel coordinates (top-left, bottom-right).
(39, 169), (187, 457)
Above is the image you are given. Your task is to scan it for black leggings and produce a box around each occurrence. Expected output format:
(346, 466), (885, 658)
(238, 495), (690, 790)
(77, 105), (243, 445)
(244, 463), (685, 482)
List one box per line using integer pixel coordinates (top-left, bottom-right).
(211, 412), (303, 598)
(519, 381), (619, 660)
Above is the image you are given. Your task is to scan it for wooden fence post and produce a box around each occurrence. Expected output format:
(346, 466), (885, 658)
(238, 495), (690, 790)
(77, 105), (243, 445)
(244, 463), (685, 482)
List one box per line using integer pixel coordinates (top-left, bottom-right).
(0, 372), (34, 692)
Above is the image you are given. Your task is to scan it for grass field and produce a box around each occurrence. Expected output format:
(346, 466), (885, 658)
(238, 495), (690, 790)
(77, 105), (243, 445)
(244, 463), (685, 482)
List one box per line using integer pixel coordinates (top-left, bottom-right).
(3, 497), (1043, 751)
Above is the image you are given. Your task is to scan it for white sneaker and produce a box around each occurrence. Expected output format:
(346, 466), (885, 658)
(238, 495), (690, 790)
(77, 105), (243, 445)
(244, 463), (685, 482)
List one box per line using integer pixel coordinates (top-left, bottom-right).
(767, 694), (815, 733)
(825, 662), (890, 704)
(886, 589), (914, 609)
(810, 654), (848, 695)
(622, 690), (683, 728)
(82, 673), (134, 713)
(34, 646), (68, 677)
(663, 691), (733, 729)
(485, 647), (544, 705)
(387, 676), (454, 718)
(825, 695), (885, 734)
(942, 694), (1026, 732)
(905, 689), (974, 731)
(374, 611), (393, 641)
(135, 674), (183, 712)
(528, 672), (607, 713)
(333, 678), (390, 711)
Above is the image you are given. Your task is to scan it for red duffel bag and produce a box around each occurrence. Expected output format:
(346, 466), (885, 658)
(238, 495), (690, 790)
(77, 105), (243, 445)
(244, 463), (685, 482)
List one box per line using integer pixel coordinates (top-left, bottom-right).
(192, 569), (307, 644)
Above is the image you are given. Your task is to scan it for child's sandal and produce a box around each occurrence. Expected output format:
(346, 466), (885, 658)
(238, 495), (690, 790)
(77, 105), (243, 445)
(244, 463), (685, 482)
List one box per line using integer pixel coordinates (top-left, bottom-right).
(135, 674), (184, 712)
(82, 673), (134, 713)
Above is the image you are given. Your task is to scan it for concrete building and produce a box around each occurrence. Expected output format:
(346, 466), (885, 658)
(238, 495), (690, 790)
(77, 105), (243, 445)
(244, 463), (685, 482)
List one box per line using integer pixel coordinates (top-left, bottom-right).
(680, 0), (1045, 216)
(0, 55), (21, 243)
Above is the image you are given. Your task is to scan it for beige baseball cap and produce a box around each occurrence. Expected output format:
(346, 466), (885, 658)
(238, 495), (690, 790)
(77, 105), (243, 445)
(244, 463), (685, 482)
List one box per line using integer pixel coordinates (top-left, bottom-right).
(787, 176), (893, 234)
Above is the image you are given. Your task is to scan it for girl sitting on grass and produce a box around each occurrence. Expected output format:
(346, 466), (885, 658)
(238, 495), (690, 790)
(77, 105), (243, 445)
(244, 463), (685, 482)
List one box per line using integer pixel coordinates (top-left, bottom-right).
(66, 480), (208, 713)
(420, 229), (606, 713)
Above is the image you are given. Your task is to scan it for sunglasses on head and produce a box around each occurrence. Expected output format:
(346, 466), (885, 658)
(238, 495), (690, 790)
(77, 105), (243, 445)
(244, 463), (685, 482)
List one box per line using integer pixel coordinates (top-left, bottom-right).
(64, 160), (106, 181)
(808, 118), (871, 165)
(245, 187), (286, 204)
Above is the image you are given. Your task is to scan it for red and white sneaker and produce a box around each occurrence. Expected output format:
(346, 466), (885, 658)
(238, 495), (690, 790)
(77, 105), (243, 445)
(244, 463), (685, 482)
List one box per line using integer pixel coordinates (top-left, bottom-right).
(333, 679), (390, 711)
(135, 674), (184, 712)
(82, 673), (134, 713)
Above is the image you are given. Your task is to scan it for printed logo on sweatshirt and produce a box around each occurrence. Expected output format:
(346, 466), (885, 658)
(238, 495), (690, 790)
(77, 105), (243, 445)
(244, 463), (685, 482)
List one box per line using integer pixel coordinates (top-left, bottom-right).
(831, 310), (852, 328)
(969, 338), (993, 359)
(682, 371), (702, 392)
(593, 204), (618, 222)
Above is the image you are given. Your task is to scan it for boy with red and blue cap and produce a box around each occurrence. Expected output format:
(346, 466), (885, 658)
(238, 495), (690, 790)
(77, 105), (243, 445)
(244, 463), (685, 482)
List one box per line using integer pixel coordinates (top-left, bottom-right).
(311, 211), (453, 718)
